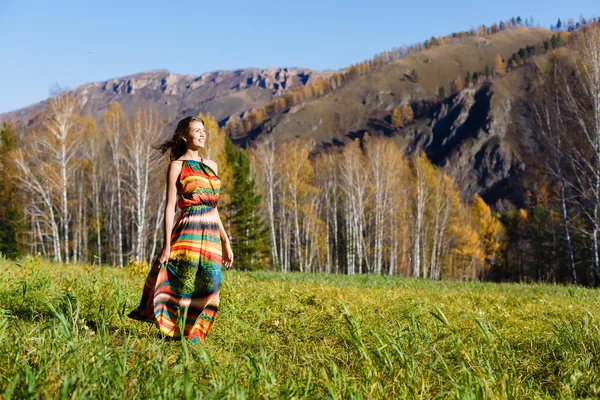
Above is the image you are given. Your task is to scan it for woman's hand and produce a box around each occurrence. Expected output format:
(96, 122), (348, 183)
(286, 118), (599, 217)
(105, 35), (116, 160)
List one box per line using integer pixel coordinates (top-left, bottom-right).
(157, 246), (170, 265)
(222, 241), (234, 269)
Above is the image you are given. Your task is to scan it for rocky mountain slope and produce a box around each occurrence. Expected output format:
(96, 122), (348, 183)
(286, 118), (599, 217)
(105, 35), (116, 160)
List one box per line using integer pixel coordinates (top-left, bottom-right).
(1, 68), (332, 126)
(240, 27), (555, 206)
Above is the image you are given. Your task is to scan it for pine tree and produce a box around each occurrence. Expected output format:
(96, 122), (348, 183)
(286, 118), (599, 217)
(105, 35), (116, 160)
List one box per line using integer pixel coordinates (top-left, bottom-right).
(225, 139), (270, 270)
(513, 53), (522, 64)
(484, 64), (492, 79)
(410, 69), (420, 82)
(0, 122), (24, 257)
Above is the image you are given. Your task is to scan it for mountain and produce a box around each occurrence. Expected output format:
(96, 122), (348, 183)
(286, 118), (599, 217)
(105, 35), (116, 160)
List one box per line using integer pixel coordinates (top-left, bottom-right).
(235, 27), (556, 207)
(2, 26), (559, 206)
(0, 68), (333, 126)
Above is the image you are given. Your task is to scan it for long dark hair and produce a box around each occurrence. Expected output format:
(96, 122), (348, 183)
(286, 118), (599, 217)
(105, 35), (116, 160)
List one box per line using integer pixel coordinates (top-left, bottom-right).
(153, 116), (204, 161)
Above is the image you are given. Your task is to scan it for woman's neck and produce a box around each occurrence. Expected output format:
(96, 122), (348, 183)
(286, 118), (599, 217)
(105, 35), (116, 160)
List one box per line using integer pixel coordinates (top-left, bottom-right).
(181, 150), (202, 161)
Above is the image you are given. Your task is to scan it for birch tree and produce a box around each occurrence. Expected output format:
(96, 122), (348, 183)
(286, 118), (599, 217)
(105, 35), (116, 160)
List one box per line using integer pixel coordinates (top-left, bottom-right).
(339, 138), (368, 275)
(41, 91), (85, 263)
(101, 102), (126, 266)
(573, 26), (600, 282)
(530, 56), (578, 283)
(250, 137), (281, 268)
(364, 136), (401, 274)
(122, 106), (164, 261)
(410, 155), (431, 278)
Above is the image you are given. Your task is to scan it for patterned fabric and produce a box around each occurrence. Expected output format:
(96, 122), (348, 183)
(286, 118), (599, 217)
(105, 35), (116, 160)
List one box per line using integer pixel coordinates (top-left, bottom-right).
(130, 159), (222, 342)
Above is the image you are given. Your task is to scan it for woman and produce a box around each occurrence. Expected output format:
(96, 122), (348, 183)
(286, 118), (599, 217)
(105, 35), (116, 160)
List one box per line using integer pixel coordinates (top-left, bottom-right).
(128, 116), (234, 343)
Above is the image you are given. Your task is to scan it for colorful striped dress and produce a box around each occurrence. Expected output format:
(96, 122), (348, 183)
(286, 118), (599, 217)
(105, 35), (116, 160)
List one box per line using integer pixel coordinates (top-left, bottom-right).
(129, 158), (222, 342)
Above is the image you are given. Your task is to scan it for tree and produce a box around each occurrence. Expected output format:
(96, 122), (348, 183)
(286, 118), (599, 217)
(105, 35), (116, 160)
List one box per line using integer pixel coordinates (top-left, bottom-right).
(226, 139), (270, 270)
(529, 57), (578, 283)
(484, 64), (492, 79)
(472, 194), (504, 268)
(250, 137), (281, 269)
(410, 155), (431, 278)
(41, 91), (86, 263)
(0, 122), (24, 257)
(465, 71), (472, 87)
(122, 106), (164, 261)
(410, 69), (420, 82)
(451, 75), (464, 93)
(401, 105), (414, 124)
(391, 108), (403, 130)
(340, 138), (368, 275)
(567, 24), (600, 282)
(557, 18), (562, 31)
(513, 53), (522, 65)
(101, 102), (126, 266)
(438, 86), (446, 99)
(494, 54), (506, 75)
(364, 137), (402, 274)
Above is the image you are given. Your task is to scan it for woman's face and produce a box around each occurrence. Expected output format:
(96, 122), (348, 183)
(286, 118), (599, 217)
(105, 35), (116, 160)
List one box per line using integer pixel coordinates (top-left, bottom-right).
(186, 121), (206, 149)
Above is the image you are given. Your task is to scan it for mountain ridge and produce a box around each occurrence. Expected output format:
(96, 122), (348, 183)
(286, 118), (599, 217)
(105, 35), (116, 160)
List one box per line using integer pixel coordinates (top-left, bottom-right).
(0, 67), (333, 126)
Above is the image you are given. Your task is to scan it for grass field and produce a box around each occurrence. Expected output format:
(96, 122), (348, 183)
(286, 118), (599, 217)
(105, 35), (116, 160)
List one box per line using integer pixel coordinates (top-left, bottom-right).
(1, 256), (600, 399)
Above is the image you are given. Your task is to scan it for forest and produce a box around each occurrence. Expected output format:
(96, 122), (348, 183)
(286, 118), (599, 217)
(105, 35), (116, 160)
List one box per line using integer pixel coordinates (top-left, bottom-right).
(2, 18), (600, 286)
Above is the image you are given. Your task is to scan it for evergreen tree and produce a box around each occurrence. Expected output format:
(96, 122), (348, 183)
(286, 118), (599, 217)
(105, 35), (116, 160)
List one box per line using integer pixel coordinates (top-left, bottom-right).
(484, 64), (492, 79)
(225, 138), (270, 270)
(0, 122), (24, 257)
(438, 86), (446, 99)
(513, 53), (522, 64)
(410, 69), (420, 82)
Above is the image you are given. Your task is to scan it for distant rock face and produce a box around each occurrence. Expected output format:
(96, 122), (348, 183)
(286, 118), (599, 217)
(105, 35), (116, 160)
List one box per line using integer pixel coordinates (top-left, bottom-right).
(397, 83), (524, 204)
(1, 68), (332, 128)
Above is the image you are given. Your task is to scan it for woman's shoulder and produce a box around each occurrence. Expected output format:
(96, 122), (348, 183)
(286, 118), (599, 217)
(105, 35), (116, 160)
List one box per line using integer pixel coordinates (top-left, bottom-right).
(203, 159), (218, 172)
(168, 159), (185, 174)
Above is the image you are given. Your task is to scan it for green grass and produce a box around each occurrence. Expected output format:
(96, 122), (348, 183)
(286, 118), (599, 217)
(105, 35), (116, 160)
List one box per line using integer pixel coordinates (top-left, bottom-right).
(2, 256), (600, 399)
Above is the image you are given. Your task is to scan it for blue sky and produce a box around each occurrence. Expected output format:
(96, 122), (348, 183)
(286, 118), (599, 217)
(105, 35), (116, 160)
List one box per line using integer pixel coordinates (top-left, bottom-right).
(0, 0), (597, 113)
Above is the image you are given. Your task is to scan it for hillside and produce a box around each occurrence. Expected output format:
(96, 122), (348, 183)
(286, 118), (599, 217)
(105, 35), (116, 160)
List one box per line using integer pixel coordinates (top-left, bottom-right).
(2, 258), (600, 398)
(256, 28), (551, 142)
(0, 68), (332, 127)
(1, 27), (557, 206)
(242, 27), (555, 205)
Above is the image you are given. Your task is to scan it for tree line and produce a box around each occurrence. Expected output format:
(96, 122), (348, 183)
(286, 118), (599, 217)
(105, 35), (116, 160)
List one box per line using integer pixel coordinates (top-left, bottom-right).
(248, 136), (502, 279)
(2, 20), (600, 285)
(0, 100), (249, 269)
(0, 101), (503, 281)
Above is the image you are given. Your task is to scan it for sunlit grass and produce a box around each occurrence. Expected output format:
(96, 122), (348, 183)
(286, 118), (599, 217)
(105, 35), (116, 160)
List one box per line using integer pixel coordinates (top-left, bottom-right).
(1, 255), (600, 399)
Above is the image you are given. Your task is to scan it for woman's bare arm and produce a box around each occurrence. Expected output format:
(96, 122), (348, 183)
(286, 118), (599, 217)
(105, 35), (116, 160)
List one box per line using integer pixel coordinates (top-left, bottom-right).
(204, 159), (234, 269)
(158, 161), (182, 263)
